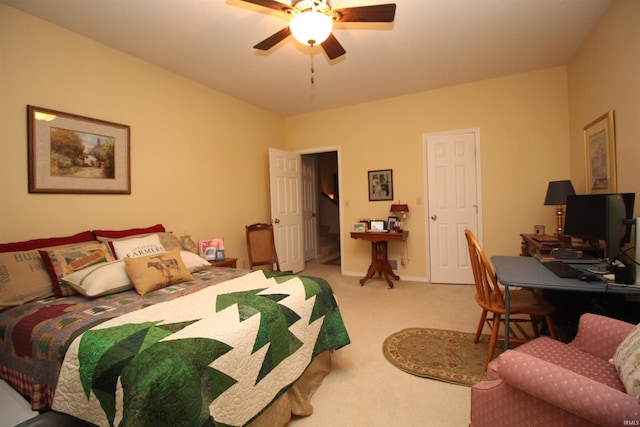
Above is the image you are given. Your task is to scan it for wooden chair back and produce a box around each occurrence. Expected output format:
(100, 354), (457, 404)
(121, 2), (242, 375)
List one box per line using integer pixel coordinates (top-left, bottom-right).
(246, 223), (281, 271)
(465, 229), (505, 312)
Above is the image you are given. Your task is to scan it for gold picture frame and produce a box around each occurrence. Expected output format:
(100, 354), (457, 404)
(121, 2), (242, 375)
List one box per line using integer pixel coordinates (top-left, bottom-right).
(28, 105), (131, 194)
(584, 110), (616, 194)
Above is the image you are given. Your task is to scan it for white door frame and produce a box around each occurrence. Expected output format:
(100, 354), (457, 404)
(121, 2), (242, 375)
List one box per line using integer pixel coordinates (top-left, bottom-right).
(422, 128), (483, 283)
(296, 146), (343, 272)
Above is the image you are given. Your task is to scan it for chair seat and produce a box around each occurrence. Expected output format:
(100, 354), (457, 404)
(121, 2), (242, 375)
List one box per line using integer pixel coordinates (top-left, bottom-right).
(508, 336), (624, 391)
(489, 289), (555, 316)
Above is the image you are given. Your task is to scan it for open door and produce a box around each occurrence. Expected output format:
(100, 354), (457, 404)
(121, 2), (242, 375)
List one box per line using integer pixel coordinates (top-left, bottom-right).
(269, 148), (304, 273)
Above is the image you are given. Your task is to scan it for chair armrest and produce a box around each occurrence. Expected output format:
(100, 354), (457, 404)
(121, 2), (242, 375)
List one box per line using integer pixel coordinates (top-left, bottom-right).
(497, 350), (640, 426)
(570, 313), (635, 360)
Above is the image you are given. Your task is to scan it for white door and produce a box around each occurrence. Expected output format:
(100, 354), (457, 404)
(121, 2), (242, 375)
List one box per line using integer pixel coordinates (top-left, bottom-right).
(269, 148), (305, 273)
(302, 156), (318, 261)
(425, 129), (481, 284)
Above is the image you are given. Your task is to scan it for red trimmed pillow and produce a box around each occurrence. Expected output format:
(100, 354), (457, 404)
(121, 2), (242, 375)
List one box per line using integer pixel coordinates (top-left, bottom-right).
(92, 224), (165, 240)
(39, 242), (114, 297)
(0, 231), (94, 253)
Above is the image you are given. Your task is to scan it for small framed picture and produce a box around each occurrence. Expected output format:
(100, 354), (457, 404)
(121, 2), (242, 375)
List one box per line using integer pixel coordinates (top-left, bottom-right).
(388, 216), (398, 231)
(352, 223), (366, 232)
(368, 169), (393, 201)
(370, 220), (386, 231)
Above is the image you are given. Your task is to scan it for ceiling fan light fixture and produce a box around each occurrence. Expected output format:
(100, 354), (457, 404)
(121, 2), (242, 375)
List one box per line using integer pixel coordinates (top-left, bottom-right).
(289, 11), (333, 47)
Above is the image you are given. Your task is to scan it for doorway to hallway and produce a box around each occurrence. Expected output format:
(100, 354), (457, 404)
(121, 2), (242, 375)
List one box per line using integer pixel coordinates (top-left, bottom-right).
(301, 149), (341, 266)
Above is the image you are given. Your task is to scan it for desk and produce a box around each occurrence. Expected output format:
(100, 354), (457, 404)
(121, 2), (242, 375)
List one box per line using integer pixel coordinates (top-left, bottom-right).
(492, 256), (640, 349)
(350, 231), (408, 288)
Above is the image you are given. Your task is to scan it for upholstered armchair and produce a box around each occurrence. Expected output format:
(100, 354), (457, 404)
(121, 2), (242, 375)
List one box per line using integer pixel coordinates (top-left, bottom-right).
(470, 313), (640, 427)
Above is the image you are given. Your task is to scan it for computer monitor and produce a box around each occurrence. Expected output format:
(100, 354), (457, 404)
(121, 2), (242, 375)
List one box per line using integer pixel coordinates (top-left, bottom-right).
(563, 193), (635, 260)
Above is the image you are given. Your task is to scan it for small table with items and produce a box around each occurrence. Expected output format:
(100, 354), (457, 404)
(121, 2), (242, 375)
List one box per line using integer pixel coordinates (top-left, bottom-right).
(208, 257), (237, 268)
(350, 230), (408, 288)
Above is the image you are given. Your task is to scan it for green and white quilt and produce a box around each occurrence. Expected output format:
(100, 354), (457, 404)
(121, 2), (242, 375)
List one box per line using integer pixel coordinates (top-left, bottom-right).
(52, 270), (350, 427)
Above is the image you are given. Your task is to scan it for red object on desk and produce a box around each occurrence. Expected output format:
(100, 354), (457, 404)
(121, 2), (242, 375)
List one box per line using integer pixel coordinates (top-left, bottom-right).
(350, 231), (408, 288)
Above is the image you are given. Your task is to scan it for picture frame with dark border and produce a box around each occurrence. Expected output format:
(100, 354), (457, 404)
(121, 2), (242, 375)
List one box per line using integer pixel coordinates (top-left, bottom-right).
(368, 169), (393, 201)
(28, 105), (131, 194)
(584, 110), (616, 194)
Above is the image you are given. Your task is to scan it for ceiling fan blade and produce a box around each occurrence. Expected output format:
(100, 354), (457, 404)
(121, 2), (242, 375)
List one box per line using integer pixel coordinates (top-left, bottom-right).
(332, 4), (396, 23)
(253, 27), (292, 51)
(240, 0), (290, 13)
(321, 34), (346, 60)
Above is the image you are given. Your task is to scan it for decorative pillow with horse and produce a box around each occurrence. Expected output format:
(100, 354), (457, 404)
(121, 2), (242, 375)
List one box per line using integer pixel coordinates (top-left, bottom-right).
(124, 249), (194, 295)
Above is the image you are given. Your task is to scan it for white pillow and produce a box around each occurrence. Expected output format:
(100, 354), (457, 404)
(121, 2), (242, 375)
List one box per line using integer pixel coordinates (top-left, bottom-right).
(180, 250), (211, 272)
(111, 234), (165, 259)
(612, 322), (640, 398)
(63, 260), (132, 297)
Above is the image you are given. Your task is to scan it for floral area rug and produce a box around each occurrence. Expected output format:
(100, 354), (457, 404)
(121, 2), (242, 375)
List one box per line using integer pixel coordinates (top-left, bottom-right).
(382, 328), (504, 386)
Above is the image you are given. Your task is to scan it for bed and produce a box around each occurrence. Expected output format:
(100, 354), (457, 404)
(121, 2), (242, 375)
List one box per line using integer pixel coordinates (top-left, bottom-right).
(0, 225), (350, 427)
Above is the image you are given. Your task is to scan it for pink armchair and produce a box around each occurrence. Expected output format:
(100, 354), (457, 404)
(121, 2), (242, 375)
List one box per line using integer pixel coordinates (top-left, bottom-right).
(470, 313), (640, 427)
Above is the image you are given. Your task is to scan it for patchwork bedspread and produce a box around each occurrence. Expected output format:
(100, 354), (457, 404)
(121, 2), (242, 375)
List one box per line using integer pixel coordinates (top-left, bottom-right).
(52, 270), (350, 427)
(0, 267), (248, 410)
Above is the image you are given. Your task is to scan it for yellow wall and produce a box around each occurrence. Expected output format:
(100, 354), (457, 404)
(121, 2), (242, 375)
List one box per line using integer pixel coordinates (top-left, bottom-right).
(0, 4), (284, 267)
(2, 1), (637, 280)
(567, 0), (640, 200)
(285, 68), (571, 279)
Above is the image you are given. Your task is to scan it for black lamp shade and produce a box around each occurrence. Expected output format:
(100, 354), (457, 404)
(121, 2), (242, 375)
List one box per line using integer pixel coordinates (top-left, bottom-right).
(544, 180), (576, 206)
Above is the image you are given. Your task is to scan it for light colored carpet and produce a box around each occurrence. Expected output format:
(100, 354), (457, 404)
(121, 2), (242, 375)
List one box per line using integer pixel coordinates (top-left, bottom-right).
(289, 260), (480, 427)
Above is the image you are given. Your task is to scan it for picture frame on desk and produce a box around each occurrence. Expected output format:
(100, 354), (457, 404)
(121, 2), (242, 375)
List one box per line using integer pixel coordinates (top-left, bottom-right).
(388, 216), (399, 231)
(584, 110), (616, 194)
(199, 238), (225, 261)
(352, 223), (366, 232)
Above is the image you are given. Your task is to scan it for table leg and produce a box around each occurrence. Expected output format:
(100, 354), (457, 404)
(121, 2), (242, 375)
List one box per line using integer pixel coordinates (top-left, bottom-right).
(504, 285), (511, 350)
(359, 242), (380, 285)
(359, 241), (401, 288)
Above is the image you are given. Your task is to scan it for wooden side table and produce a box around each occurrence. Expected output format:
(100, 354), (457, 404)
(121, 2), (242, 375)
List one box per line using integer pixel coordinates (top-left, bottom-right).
(208, 257), (237, 268)
(350, 231), (408, 288)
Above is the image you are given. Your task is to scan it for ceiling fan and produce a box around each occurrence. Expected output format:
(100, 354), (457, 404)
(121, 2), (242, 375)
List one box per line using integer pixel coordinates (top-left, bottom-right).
(240, 0), (396, 60)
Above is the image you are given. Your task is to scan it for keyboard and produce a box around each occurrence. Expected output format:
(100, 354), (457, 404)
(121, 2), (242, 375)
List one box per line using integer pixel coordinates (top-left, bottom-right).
(542, 261), (581, 278)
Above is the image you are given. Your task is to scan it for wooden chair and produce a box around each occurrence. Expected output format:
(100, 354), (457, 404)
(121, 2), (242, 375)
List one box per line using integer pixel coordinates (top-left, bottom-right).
(464, 229), (557, 367)
(246, 223), (281, 271)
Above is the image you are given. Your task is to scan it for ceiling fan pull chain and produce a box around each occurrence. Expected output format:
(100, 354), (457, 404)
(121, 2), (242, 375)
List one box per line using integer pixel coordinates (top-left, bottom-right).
(310, 53), (315, 84)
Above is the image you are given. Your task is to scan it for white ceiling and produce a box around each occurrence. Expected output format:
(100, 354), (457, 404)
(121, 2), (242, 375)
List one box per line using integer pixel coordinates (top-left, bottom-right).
(2, 0), (612, 116)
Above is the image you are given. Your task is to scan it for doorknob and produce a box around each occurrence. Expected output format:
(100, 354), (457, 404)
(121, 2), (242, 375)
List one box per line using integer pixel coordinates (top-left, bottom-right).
(273, 218), (280, 224)
(430, 215), (437, 220)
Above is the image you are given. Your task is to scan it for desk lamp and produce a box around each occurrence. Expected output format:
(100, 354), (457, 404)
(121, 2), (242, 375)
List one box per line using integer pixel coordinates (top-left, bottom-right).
(390, 203), (409, 231)
(544, 180), (576, 236)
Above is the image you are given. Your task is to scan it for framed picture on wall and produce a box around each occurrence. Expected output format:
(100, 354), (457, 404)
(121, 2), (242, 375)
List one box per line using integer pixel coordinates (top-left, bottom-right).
(368, 169), (393, 201)
(27, 105), (131, 194)
(584, 110), (616, 194)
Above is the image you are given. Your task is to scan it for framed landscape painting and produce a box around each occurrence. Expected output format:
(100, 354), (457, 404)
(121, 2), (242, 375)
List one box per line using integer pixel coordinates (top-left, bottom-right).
(28, 105), (131, 194)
